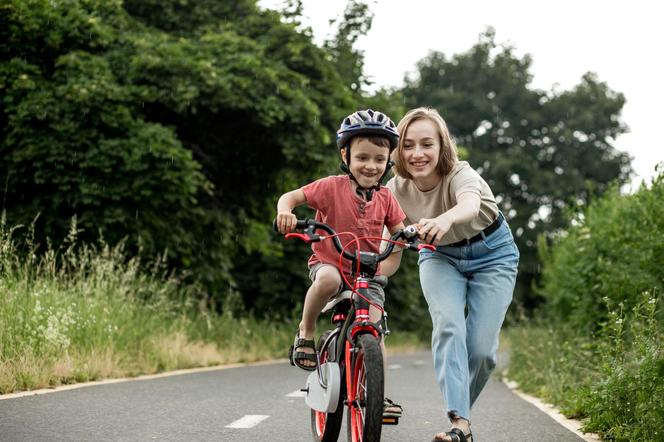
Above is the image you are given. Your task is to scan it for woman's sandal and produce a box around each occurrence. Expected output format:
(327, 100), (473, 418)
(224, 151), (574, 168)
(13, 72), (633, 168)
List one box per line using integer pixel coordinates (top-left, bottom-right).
(288, 331), (317, 371)
(432, 428), (473, 442)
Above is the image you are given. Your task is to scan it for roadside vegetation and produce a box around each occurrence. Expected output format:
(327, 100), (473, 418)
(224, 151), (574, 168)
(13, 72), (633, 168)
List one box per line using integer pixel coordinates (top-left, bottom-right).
(3, 1), (657, 439)
(504, 169), (664, 441)
(0, 213), (422, 394)
(0, 214), (295, 393)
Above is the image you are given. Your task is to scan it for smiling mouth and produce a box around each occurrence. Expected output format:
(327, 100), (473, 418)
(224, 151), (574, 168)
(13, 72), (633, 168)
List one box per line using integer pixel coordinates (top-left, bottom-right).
(410, 161), (428, 167)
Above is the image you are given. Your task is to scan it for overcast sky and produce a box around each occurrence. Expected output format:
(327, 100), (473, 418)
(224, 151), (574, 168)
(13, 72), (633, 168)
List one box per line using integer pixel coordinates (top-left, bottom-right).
(261, 0), (663, 190)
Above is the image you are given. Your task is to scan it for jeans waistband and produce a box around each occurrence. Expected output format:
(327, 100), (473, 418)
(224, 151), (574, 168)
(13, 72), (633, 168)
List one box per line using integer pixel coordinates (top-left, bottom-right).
(446, 212), (504, 247)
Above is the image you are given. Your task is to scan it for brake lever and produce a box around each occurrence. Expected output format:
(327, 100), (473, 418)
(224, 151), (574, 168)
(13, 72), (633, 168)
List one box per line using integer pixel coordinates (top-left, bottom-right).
(285, 233), (310, 242)
(400, 226), (435, 251)
(407, 242), (436, 251)
(285, 227), (321, 243)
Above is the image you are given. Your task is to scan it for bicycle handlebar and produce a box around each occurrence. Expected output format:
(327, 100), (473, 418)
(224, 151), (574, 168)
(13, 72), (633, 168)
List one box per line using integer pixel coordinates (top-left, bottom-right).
(272, 218), (433, 265)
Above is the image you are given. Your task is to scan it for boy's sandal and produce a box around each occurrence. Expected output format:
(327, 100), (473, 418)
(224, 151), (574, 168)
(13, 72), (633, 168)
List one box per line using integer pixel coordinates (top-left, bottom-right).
(432, 428), (473, 442)
(288, 332), (317, 371)
(382, 397), (403, 417)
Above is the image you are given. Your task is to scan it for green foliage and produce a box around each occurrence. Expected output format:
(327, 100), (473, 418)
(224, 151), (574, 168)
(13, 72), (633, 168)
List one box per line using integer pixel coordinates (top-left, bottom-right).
(506, 291), (663, 441)
(504, 323), (600, 418)
(1, 0), (356, 308)
(0, 215), (298, 392)
(357, 87), (407, 123)
(323, 0), (374, 94)
(579, 292), (664, 441)
(538, 169), (664, 329)
(506, 169), (664, 441)
(400, 28), (632, 310)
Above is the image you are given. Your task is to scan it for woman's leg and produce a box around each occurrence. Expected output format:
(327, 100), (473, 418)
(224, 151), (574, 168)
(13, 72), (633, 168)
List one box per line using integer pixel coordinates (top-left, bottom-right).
(418, 252), (471, 421)
(465, 256), (518, 407)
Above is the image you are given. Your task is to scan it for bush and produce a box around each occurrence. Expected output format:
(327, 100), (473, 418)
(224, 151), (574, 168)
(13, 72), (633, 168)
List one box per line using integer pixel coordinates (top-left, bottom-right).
(537, 169), (664, 330)
(580, 292), (664, 441)
(506, 169), (664, 440)
(506, 291), (663, 441)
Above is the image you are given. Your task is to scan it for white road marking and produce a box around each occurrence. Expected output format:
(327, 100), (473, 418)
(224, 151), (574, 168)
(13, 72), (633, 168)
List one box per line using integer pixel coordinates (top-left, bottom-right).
(387, 364), (402, 369)
(225, 415), (270, 429)
(503, 379), (601, 441)
(286, 389), (306, 397)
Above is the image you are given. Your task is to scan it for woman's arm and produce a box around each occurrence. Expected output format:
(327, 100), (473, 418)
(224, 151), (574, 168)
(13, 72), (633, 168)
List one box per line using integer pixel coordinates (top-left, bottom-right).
(419, 192), (481, 245)
(276, 189), (307, 233)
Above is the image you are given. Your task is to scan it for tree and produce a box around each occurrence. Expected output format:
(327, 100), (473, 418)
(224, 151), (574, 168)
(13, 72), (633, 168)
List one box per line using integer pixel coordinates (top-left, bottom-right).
(0, 0), (356, 308)
(323, 0), (374, 94)
(401, 29), (632, 308)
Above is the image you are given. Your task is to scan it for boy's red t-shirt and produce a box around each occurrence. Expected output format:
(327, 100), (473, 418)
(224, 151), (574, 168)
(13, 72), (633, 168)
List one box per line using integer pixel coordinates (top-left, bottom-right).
(301, 175), (406, 276)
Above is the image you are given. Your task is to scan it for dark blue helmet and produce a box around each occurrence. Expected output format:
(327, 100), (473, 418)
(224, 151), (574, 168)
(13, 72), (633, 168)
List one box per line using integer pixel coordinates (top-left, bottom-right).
(336, 109), (399, 151)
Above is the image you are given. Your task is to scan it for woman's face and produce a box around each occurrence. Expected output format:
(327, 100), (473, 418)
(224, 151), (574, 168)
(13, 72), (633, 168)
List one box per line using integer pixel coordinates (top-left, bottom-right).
(402, 118), (441, 180)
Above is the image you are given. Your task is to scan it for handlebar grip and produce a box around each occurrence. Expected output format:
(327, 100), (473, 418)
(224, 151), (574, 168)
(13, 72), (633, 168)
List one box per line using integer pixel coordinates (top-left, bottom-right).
(273, 218), (310, 233)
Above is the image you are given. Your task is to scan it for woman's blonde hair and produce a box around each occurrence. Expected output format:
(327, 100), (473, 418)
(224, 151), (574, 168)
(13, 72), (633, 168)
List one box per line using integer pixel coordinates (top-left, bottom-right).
(392, 107), (458, 179)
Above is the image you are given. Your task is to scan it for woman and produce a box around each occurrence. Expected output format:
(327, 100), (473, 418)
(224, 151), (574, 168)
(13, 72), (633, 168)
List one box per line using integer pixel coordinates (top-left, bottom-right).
(385, 107), (519, 442)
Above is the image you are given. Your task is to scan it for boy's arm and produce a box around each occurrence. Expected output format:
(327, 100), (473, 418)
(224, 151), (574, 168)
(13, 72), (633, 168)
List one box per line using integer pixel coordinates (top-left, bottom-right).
(276, 189), (307, 234)
(380, 222), (405, 277)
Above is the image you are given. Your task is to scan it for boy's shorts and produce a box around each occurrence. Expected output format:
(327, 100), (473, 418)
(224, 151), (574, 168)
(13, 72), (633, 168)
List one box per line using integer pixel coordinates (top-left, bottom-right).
(308, 263), (388, 308)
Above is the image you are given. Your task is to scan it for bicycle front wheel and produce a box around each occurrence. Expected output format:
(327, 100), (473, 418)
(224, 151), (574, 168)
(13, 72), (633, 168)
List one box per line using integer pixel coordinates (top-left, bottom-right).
(310, 331), (344, 442)
(347, 334), (383, 442)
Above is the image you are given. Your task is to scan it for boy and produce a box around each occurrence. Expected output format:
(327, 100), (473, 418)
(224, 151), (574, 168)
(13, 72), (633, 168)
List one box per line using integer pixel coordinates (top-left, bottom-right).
(276, 109), (406, 418)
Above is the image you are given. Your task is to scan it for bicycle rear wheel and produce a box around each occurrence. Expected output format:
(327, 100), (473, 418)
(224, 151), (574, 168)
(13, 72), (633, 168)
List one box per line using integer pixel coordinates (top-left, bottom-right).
(310, 331), (344, 442)
(347, 334), (383, 442)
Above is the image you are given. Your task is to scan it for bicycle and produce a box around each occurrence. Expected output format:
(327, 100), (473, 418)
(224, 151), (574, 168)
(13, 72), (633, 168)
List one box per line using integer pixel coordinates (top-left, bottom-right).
(277, 218), (433, 442)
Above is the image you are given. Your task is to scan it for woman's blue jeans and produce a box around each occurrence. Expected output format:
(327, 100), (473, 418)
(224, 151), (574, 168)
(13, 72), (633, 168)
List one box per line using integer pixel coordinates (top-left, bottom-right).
(418, 219), (519, 422)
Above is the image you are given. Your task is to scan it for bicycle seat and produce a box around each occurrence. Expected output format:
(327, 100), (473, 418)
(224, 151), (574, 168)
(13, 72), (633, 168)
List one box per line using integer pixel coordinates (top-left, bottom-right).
(321, 290), (353, 313)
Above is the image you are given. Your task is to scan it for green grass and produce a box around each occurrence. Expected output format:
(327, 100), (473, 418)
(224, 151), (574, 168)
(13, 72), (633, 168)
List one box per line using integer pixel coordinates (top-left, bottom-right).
(0, 214), (425, 394)
(503, 291), (663, 441)
(0, 215), (298, 393)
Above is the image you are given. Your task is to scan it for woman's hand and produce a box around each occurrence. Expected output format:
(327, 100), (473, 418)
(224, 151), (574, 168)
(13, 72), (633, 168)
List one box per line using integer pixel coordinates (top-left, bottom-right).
(276, 211), (297, 234)
(417, 214), (453, 245)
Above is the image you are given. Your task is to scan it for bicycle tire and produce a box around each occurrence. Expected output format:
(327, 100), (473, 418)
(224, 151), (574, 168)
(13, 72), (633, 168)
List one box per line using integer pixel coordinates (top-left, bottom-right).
(310, 331), (344, 442)
(347, 334), (383, 442)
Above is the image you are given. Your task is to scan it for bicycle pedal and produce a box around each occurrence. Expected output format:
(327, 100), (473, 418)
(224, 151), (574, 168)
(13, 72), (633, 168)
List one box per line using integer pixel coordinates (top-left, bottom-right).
(382, 416), (399, 425)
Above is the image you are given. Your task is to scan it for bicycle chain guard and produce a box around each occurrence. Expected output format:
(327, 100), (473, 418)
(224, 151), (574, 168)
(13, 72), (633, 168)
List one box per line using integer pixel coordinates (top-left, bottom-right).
(304, 362), (341, 413)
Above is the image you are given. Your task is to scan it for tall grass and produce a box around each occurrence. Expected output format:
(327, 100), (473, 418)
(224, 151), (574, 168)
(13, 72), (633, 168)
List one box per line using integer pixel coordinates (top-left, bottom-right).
(0, 214), (424, 394)
(505, 291), (663, 441)
(0, 214), (296, 394)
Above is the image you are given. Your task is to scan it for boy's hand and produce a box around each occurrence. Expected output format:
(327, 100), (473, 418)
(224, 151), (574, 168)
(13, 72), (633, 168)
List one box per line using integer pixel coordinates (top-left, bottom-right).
(276, 211), (298, 234)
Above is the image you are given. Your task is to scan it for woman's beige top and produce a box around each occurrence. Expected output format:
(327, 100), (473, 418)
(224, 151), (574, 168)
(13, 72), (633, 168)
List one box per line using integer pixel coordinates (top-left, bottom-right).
(386, 161), (499, 245)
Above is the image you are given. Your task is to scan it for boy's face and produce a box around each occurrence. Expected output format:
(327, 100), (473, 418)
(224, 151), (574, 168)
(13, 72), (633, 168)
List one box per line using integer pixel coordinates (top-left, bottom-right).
(341, 138), (390, 189)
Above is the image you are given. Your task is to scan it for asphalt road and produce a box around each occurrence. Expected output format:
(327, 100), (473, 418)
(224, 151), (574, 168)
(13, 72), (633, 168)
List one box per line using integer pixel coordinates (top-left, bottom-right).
(0, 351), (585, 441)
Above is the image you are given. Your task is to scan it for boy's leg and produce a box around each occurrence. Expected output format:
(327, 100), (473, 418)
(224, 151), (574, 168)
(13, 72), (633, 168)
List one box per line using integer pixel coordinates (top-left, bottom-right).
(296, 264), (342, 367)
